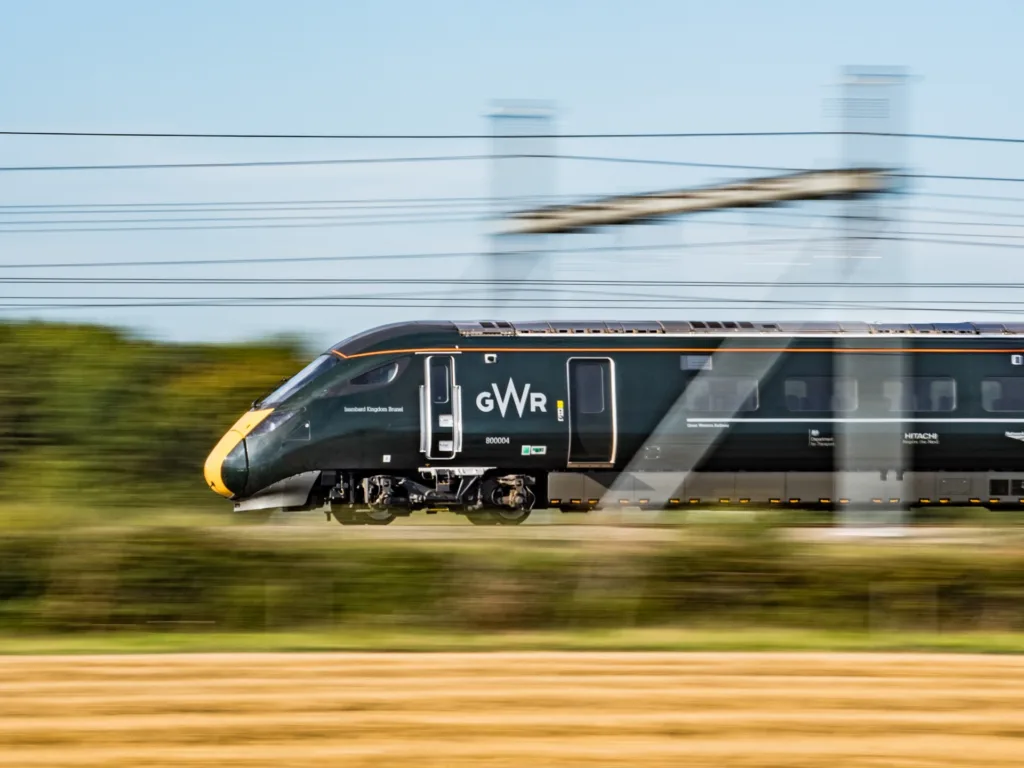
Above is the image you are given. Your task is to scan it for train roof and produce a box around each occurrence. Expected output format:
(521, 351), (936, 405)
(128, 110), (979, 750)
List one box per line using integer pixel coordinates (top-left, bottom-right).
(331, 320), (1024, 356)
(452, 320), (1024, 337)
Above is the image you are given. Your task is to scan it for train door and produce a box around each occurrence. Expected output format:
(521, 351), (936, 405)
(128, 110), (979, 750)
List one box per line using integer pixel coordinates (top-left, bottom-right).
(567, 357), (617, 466)
(420, 355), (462, 460)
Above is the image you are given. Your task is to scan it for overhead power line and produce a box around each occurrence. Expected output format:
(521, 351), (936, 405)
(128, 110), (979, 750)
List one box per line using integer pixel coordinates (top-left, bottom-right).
(5, 277), (1024, 289)
(0, 232), (1019, 272)
(0, 237), (824, 269)
(0, 211), (492, 226)
(3, 129), (1024, 144)
(0, 201), (1018, 234)
(0, 194), (528, 210)
(0, 153), (802, 175)
(5, 190), (1024, 210)
(8, 295), (1024, 306)
(2, 152), (1024, 186)
(0, 198), (515, 214)
(0, 217), (483, 233)
(1, 213), (1021, 235)
(0, 154), (491, 173)
(3, 296), (1024, 317)
(0, 210), (1021, 239)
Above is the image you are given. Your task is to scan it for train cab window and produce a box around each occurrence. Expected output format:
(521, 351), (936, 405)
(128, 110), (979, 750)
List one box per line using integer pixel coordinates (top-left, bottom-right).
(259, 354), (339, 406)
(350, 361), (399, 387)
(784, 377), (857, 412)
(430, 360), (450, 405)
(574, 361), (606, 414)
(982, 377), (1024, 412)
(684, 376), (759, 413)
(883, 377), (956, 412)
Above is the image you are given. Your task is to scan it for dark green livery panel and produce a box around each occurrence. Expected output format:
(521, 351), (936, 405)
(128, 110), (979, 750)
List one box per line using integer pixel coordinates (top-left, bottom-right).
(205, 320), (1024, 523)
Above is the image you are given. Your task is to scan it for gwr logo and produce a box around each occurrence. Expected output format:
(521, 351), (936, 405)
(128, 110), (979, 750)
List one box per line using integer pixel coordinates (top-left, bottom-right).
(476, 379), (547, 418)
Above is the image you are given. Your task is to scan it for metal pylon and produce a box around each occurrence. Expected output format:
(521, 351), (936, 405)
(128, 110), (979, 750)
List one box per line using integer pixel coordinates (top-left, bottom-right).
(834, 66), (911, 533)
(487, 101), (557, 319)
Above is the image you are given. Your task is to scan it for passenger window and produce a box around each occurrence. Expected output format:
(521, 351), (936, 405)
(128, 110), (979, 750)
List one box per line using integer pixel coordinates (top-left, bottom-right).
(784, 377), (857, 412)
(350, 361), (399, 387)
(883, 377), (956, 412)
(684, 376), (759, 413)
(430, 360), (449, 405)
(575, 361), (605, 414)
(982, 377), (1024, 412)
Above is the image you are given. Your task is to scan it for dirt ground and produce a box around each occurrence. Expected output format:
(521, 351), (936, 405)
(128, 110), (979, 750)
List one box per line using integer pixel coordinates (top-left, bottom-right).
(2, 651), (1023, 767)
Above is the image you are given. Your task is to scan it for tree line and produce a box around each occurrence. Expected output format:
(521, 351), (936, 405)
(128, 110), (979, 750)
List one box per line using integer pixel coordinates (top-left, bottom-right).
(0, 320), (307, 505)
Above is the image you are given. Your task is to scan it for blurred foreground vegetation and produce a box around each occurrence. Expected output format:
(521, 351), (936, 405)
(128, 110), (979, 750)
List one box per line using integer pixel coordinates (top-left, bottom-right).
(3, 518), (1024, 651)
(0, 320), (305, 504)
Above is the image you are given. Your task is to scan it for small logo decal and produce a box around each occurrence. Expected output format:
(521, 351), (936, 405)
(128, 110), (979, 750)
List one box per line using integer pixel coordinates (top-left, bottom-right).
(808, 429), (835, 448)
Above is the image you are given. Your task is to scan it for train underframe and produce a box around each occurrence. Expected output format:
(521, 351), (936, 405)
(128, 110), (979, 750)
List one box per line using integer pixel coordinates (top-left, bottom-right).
(312, 468), (538, 526)
(233, 467), (1024, 524)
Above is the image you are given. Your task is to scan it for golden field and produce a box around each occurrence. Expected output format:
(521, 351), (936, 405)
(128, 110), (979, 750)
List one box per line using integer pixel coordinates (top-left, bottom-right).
(2, 652), (1024, 767)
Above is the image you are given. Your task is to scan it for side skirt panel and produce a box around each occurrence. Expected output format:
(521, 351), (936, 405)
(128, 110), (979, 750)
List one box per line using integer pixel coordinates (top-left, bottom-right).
(233, 471), (322, 512)
(546, 470), (1020, 507)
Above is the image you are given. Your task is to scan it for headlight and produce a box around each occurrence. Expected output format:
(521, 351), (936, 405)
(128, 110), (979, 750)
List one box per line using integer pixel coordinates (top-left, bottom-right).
(248, 410), (300, 439)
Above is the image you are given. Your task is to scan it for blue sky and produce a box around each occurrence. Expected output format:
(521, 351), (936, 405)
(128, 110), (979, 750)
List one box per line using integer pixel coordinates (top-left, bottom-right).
(2, 0), (1023, 349)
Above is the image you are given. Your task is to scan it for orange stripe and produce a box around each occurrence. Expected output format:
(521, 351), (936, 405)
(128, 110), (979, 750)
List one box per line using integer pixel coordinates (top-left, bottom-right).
(332, 346), (1024, 360)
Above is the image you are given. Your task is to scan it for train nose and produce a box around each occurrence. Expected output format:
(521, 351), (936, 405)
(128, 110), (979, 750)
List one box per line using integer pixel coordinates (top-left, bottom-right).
(203, 428), (250, 498)
(203, 409), (274, 498)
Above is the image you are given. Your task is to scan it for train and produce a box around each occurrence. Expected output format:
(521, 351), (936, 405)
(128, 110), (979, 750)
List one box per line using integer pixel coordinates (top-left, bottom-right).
(203, 319), (1024, 524)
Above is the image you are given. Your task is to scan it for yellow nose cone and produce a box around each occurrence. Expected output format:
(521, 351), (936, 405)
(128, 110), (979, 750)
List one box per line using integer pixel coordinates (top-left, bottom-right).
(203, 409), (274, 498)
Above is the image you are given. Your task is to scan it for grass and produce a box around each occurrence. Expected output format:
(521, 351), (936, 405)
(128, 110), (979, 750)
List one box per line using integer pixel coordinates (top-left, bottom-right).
(3, 627), (1024, 655)
(0, 502), (1018, 534)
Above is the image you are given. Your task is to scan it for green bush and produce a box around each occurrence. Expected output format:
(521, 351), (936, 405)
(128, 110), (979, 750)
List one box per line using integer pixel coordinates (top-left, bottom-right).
(3, 525), (1024, 636)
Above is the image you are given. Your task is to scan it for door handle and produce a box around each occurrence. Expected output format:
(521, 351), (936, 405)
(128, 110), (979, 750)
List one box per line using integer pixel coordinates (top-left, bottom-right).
(453, 385), (463, 452)
(418, 385), (428, 453)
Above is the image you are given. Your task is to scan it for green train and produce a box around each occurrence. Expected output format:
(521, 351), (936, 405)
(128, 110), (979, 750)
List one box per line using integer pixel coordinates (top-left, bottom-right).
(204, 319), (1024, 524)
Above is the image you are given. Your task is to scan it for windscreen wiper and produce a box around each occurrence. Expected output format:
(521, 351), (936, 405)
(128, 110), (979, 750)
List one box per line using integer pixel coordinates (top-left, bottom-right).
(251, 378), (288, 409)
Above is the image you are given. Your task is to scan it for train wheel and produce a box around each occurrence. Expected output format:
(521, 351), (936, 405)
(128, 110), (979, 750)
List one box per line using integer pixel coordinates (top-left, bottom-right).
(331, 509), (364, 526)
(493, 508), (531, 526)
(466, 511), (500, 526)
(331, 509), (395, 526)
(363, 509), (396, 526)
